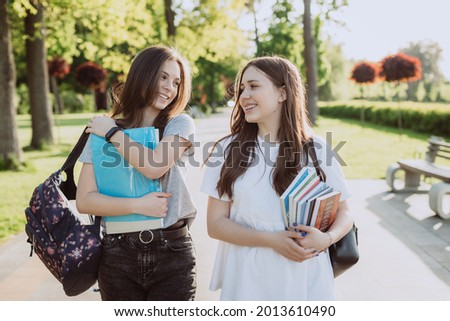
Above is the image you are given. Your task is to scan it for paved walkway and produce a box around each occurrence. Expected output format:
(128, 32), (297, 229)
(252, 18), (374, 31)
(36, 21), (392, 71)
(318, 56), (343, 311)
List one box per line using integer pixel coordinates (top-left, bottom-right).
(0, 108), (449, 301)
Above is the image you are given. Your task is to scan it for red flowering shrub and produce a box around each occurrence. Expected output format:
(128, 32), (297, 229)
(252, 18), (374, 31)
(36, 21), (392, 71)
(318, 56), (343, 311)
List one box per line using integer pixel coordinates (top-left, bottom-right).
(75, 62), (107, 89)
(379, 53), (421, 82)
(350, 62), (379, 84)
(48, 57), (70, 79)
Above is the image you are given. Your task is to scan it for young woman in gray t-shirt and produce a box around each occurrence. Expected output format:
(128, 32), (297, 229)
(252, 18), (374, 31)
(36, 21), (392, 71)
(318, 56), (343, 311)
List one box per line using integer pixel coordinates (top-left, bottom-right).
(77, 45), (197, 301)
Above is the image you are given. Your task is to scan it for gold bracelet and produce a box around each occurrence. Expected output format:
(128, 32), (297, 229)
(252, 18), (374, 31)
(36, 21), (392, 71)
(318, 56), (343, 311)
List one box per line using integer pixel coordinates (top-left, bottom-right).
(326, 232), (333, 247)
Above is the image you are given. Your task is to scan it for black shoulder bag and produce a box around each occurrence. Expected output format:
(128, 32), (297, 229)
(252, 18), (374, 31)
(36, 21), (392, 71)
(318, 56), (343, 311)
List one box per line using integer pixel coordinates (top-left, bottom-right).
(306, 139), (359, 278)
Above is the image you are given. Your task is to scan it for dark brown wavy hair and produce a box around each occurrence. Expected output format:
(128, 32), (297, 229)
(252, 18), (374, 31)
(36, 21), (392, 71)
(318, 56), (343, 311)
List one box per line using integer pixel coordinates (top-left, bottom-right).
(215, 56), (311, 199)
(109, 45), (191, 137)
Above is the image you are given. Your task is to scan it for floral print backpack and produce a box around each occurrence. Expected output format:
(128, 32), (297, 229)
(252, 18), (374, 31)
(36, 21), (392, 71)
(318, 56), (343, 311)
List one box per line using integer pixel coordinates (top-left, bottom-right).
(24, 130), (102, 296)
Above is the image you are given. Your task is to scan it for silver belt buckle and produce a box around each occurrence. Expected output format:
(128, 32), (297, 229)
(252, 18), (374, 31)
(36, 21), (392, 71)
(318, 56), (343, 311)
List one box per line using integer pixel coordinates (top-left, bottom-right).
(138, 230), (154, 244)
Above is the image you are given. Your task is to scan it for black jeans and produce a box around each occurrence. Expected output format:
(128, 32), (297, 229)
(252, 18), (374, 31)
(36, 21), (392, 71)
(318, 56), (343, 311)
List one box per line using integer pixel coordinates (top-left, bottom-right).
(98, 233), (197, 300)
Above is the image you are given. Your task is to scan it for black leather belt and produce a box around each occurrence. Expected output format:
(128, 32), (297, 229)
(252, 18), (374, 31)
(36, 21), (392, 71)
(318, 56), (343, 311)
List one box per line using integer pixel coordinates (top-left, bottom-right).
(114, 220), (188, 244)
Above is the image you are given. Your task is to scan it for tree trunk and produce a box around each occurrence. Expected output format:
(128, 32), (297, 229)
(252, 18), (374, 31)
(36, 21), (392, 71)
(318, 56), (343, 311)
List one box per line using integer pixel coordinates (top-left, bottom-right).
(0, 0), (23, 169)
(25, 0), (54, 149)
(245, 0), (261, 55)
(406, 80), (419, 101)
(50, 76), (63, 114)
(164, 0), (176, 38)
(423, 81), (433, 102)
(94, 88), (108, 111)
(303, 0), (318, 125)
(251, 2), (261, 55)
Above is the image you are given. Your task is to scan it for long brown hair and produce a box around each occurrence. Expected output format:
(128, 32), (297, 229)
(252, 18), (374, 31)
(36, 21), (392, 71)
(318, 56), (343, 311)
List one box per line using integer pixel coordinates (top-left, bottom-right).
(216, 56), (311, 198)
(109, 45), (191, 136)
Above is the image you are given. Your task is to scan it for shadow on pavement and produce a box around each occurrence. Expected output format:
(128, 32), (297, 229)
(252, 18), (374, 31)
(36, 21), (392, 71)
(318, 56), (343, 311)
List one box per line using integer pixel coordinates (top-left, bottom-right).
(366, 188), (450, 287)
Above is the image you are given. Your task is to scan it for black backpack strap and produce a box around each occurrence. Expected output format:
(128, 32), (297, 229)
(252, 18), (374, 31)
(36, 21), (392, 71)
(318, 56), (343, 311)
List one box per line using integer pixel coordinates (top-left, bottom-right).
(58, 128), (89, 200)
(60, 127), (90, 172)
(305, 138), (327, 182)
(90, 215), (102, 227)
(59, 127), (101, 226)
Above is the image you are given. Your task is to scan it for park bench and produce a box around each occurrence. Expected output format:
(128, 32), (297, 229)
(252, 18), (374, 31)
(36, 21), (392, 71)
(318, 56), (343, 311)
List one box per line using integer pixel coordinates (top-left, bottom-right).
(386, 136), (450, 219)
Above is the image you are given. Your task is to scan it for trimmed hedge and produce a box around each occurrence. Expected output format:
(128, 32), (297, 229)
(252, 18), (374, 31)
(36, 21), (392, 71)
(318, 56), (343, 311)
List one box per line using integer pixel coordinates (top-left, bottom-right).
(319, 103), (450, 137)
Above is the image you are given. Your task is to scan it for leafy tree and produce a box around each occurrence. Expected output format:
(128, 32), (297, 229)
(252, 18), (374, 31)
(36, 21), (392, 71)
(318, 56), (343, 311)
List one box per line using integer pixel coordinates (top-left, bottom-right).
(400, 40), (444, 102)
(146, 0), (168, 41)
(318, 39), (347, 101)
(255, 1), (337, 108)
(379, 53), (421, 133)
(259, 0), (304, 68)
(73, 0), (159, 73)
(11, 0), (164, 117)
(0, 0), (23, 170)
(7, 0), (286, 118)
(379, 53), (421, 83)
(299, 14), (333, 102)
(350, 61), (379, 122)
(176, 0), (249, 110)
(350, 61), (379, 85)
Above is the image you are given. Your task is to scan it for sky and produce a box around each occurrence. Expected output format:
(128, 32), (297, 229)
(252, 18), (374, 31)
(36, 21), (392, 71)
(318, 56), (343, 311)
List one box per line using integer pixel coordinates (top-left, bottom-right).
(323, 0), (450, 80)
(248, 0), (450, 80)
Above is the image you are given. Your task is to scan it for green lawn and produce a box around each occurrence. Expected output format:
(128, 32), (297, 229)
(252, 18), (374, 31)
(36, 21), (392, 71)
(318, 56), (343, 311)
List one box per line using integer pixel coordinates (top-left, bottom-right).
(312, 116), (436, 180)
(0, 111), (446, 243)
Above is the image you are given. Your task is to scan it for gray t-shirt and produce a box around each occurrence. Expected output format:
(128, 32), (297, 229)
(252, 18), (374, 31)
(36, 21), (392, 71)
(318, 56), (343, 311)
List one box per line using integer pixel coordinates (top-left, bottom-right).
(78, 113), (197, 227)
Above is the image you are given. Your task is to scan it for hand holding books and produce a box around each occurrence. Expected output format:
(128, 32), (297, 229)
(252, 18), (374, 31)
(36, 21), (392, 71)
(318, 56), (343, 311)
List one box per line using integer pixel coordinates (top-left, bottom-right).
(134, 192), (172, 218)
(268, 229), (319, 262)
(290, 224), (335, 252)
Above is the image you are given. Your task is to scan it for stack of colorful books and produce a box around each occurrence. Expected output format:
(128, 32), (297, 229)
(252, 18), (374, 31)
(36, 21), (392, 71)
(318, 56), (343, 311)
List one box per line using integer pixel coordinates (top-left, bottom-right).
(279, 168), (341, 231)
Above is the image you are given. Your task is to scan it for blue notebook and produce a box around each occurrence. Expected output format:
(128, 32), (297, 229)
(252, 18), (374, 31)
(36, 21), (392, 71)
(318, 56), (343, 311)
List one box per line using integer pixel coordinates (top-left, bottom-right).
(90, 127), (164, 233)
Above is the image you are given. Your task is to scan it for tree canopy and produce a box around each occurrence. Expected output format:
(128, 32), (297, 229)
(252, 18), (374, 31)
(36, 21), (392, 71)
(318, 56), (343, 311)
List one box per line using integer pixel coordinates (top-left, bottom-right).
(3, 1), (447, 144)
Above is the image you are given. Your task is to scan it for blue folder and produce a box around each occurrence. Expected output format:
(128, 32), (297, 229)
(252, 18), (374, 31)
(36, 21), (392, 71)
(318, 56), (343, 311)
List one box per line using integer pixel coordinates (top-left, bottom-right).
(90, 127), (163, 233)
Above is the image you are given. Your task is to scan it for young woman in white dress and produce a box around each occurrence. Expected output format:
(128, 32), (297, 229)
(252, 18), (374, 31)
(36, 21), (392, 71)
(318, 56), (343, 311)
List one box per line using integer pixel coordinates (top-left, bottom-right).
(201, 56), (353, 300)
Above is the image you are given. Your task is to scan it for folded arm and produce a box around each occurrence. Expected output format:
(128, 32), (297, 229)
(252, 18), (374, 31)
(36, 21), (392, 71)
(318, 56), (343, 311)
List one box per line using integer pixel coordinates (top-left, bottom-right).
(107, 132), (191, 179)
(206, 196), (317, 262)
(75, 163), (170, 217)
(86, 116), (191, 179)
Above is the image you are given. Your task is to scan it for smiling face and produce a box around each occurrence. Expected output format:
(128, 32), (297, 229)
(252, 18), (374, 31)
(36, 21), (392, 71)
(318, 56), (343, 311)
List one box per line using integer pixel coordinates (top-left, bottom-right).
(238, 66), (285, 134)
(153, 59), (181, 111)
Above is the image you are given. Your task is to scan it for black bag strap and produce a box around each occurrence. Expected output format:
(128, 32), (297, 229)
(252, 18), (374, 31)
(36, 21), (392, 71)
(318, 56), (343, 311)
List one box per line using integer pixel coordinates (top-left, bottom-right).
(60, 127), (90, 172)
(57, 127), (89, 200)
(305, 138), (327, 182)
(58, 127), (101, 227)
